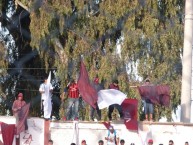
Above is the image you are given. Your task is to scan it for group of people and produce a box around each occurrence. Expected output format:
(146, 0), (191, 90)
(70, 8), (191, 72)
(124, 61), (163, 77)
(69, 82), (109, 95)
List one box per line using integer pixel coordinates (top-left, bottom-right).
(60, 77), (155, 122)
(70, 138), (125, 145)
(12, 75), (154, 122)
(68, 139), (189, 145)
(38, 72), (156, 122)
(59, 76), (124, 121)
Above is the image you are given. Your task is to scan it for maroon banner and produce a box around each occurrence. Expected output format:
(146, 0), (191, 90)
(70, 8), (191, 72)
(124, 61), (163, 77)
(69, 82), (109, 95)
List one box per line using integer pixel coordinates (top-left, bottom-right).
(16, 103), (30, 135)
(77, 61), (98, 108)
(138, 85), (170, 107)
(102, 121), (111, 129)
(1, 123), (15, 145)
(0, 122), (2, 134)
(121, 99), (138, 131)
(156, 85), (170, 107)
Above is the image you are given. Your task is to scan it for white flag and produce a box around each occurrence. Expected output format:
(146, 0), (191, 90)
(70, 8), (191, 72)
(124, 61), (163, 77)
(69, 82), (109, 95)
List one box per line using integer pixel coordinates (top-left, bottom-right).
(97, 89), (127, 109)
(47, 71), (51, 84)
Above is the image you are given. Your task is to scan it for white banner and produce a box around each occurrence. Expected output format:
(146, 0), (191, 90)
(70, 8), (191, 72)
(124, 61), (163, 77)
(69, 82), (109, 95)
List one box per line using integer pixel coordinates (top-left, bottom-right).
(97, 89), (127, 109)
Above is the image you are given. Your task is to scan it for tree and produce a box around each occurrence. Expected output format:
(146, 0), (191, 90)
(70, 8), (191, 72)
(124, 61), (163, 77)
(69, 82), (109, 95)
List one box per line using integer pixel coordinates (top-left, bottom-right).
(0, 0), (185, 121)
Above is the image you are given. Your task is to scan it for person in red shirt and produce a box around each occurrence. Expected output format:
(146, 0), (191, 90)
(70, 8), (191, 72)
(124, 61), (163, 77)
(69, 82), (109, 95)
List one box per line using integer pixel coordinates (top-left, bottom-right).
(66, 79), (80, 120)
(108, 80), (123, 121)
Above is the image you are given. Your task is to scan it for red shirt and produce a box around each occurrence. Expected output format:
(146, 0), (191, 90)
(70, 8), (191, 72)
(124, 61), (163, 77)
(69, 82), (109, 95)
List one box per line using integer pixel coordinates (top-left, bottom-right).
(68, 83), (79, 98)
(109, 83), (119, 90)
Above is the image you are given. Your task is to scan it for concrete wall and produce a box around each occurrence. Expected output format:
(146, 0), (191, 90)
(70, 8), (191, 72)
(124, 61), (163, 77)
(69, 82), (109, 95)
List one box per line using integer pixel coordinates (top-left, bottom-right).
(0, 116), (44, 145)
(50, 121), (193, 145)
(0, 116), (193, 145)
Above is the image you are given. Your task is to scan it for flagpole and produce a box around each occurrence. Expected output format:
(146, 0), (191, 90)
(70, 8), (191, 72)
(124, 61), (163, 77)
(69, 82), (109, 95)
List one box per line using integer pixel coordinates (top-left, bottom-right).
(181, 0), (193, 123)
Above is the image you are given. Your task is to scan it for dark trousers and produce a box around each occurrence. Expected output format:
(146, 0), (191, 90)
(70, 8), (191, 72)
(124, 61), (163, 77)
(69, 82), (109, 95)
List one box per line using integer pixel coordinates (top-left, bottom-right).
(108, 104), (123, 120)
(90, 104), (101, 120)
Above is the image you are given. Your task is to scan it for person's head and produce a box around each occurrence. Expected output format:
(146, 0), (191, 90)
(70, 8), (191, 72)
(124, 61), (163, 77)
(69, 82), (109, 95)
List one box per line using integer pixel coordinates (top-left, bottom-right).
(81, 140), (86, 145)
(71, 79), (75, 84)
(169, 140), (174, 145)
(48, 139), (53, 145)
(98, 140), (104, 145)
(148, 139), (153, 145)
(71, 143), (76, 145)
(17, 93), (23, 101)
(43, 76), (48, 83)
(145, 78), (150, 84)
(113, 80), (119, 86)
(185, 142), (189, 145)
(120, 139), (125, 144)
(109, 125), (114, 133)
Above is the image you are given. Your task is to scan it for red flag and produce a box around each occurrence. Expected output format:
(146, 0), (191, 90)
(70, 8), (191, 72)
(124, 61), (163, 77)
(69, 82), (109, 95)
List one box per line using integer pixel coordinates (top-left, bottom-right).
(121, 99), (138, 131)
(138, 85), (170, 107)
(102, 121), (111, 129)
(77, 61), (98, 108)
(0, 122), (2, 134)
(1, 123), (15, 145)
(156, 85), (170, 107)
(16, 103), (30, 134)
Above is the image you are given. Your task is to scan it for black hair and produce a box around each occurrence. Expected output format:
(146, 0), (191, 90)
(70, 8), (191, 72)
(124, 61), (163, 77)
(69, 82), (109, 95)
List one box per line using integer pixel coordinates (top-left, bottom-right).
(71, 143), (76, 145)
(145, 79), (150, 82)
(43, 75), (48, 80)
(113, 79), (119, 84)
(98, 140), (104, 143)
(169, 140), (174, 143)
(48, 139), (53, 143)
(120, 139), (125, 143)
(71, 79), (75, 83)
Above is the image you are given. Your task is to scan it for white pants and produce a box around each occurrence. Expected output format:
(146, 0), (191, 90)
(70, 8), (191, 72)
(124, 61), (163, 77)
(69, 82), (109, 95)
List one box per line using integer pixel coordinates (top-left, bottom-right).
(43, 98), (52, 118)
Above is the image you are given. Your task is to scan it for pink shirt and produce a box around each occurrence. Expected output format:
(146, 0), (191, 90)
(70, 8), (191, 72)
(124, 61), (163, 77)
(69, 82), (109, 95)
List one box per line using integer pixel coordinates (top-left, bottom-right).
(12, 100), (26, 115)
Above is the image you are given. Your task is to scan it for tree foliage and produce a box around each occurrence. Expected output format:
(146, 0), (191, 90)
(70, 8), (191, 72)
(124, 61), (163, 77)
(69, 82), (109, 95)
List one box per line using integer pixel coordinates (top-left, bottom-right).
(0, 0), (185, 121)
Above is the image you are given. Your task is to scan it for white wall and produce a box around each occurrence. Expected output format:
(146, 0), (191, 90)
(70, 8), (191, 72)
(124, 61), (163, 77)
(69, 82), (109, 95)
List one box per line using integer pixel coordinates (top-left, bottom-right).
(0, 116), (44, 145)
(1, 117), (193, 145)
(50, 122), (193, 145)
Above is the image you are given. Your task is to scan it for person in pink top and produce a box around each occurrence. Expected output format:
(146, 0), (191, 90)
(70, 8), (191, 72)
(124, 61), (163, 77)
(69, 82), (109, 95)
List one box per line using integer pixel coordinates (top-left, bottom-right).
(12, 93), (28, 131)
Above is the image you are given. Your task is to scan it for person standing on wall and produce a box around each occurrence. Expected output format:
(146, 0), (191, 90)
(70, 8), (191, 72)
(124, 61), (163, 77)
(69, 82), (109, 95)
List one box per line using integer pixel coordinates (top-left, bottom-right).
(108, 79), (123, 121)
(39, 76), (53, 120)
(12, 93), (28, 133)
(143, 78), (154, 121)
(90, 76), (103, 121)
(66, 79), (80, 120)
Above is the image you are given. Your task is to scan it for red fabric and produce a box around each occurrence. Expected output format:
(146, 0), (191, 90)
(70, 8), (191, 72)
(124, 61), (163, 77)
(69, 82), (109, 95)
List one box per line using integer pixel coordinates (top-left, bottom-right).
(0, 122), (2, 134)
(156, 85), (170, 107)
(1, 123), (15, 145)
(16, 103), (30, 135)
(138, 85), (170, 107)
(121, 99), (138, 131)
(102, 121), (111, 129)
(109, 84), (119, 90)
(77, 61), (98, 108)
(68, 83), (79, 98)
